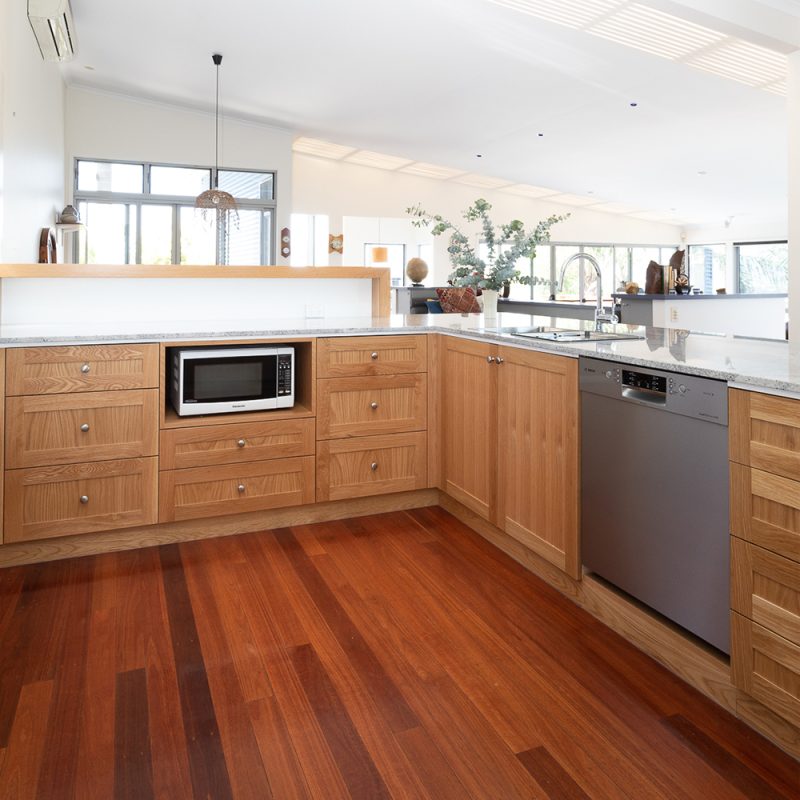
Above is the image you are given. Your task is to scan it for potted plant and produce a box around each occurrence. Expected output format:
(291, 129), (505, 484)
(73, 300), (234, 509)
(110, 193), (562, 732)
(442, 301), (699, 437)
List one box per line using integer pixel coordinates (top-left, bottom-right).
(407, 198), (568, 316)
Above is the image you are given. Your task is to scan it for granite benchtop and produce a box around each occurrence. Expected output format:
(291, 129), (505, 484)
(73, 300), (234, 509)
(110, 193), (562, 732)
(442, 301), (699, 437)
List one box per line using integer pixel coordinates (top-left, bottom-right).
(0, 312), (797, 397)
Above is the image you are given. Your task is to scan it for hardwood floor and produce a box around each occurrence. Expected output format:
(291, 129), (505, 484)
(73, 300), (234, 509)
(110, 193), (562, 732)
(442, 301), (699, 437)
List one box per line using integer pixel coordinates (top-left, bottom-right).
(0, 507), (797, 799)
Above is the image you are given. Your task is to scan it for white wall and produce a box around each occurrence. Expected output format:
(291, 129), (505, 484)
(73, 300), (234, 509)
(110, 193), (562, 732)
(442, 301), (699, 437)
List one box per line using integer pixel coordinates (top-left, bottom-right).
(64, 86), (294, 259)
(293, 153), (684, 284)
(0, 0), (66, 262)
(789, 51), (800, 336)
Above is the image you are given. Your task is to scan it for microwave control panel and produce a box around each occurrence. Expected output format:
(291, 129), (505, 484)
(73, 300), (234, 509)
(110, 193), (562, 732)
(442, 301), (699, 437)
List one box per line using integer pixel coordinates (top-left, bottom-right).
(277, 353), (293, 396)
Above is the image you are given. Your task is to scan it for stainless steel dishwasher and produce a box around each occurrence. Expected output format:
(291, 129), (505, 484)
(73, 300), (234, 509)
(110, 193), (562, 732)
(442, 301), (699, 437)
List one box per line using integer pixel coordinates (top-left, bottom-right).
(580, 357), (730, 654)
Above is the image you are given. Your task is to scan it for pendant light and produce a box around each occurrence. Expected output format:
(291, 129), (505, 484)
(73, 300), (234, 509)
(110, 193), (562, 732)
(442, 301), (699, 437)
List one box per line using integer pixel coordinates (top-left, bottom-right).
(371, 217), (388, 263)
(195, 53), (238, 219)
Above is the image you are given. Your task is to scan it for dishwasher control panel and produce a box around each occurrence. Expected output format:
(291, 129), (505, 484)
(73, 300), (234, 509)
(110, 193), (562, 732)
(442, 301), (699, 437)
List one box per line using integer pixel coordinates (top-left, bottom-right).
(579, 357), (728, 425)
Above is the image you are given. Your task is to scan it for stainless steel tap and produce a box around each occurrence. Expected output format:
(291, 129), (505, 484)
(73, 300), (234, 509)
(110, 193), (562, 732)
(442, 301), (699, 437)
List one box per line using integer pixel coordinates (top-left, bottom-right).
(557, 252), (619, 327)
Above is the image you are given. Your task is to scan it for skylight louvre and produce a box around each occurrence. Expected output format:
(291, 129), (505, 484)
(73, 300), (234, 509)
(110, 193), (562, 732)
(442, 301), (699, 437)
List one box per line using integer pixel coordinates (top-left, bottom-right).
(686, 41), (787, 87)
(764, 80), (788, 96)
(344, 150), (414, 170)
(399, 163), (467, 180)
(486, 0), (625, 30)
(588, 4), (725, 60)
(501, 183), (560, 198)
(451, 173), (514, 189)
(292, 137), (357, 159)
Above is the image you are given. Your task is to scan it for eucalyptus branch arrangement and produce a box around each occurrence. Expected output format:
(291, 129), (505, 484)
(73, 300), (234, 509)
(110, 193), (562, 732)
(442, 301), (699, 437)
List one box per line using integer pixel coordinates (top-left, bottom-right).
(406, 198), (568, 292)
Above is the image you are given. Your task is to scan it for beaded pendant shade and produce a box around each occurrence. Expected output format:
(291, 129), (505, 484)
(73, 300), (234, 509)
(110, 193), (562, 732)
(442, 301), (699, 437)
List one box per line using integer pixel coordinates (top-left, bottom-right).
(195, 53), (238, 219)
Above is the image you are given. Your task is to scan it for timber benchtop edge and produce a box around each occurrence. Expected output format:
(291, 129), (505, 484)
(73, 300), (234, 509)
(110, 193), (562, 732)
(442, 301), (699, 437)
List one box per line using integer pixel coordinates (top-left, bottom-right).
(0, 265), (391, 279)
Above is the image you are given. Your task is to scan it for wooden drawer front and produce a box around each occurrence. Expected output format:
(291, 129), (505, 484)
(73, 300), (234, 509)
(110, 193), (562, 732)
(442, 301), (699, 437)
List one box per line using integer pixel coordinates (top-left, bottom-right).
(731, 613), (800, 729)
(6, 344), (159, 395)
(160, 418), (315, 470)
(318, 335), (427, 378)
(4, 458), (158, 543)
(317, 432), (427, 502)
(731, 463), (800, 562)
(159, 456), (315, 523)
(732, 538), (800, 646)
(317, 374), (427, 440)
(6, 390), (159, 468)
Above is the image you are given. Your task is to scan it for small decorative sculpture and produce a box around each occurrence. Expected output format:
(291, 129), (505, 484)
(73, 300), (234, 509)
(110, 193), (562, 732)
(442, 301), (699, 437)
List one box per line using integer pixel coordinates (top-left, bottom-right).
(328, 234), (343, 254)
(405, 257), (428, 286)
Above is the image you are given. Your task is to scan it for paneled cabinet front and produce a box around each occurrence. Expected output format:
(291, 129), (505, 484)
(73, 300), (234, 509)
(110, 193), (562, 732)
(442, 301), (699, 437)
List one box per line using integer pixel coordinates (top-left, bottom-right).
(317, 374), (427, 440)
(440, 338), (580, 578)
(6, 390), (159, 468)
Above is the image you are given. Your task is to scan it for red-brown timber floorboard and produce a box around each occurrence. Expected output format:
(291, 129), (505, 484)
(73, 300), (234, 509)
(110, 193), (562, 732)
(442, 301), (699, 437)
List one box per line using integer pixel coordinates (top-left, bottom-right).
(0, 507), (797, 799)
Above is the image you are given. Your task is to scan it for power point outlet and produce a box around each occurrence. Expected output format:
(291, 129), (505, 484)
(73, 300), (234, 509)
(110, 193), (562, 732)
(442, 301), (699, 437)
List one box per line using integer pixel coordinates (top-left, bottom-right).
(305, 304), (324, 319)
(670, 307), (679, 322)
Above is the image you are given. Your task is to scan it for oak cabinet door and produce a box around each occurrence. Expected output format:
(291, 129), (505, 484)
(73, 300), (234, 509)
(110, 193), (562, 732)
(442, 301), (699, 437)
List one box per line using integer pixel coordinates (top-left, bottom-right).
(441, 337), (497, 522)
(496, 347), (580, 579)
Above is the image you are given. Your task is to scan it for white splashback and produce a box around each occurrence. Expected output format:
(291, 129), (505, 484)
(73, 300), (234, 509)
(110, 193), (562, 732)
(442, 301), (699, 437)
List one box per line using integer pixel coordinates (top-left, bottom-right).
(1, 278), (372, 325)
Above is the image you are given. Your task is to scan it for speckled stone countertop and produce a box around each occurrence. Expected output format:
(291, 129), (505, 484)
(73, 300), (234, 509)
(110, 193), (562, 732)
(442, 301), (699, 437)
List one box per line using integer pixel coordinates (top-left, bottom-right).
(0, 312), (797, 396)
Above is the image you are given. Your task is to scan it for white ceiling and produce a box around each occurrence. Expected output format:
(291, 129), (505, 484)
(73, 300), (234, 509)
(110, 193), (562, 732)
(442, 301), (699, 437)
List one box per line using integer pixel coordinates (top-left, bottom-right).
(61, 0), (797, 227)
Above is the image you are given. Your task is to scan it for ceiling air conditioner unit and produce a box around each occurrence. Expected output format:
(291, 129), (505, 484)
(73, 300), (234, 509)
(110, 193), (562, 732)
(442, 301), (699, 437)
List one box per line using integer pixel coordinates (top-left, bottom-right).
(28, 0), (77, 62)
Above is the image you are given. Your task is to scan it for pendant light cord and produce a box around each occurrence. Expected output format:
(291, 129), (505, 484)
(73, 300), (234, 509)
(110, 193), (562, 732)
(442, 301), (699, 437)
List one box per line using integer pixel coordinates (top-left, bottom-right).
(212, 53), (222, 189)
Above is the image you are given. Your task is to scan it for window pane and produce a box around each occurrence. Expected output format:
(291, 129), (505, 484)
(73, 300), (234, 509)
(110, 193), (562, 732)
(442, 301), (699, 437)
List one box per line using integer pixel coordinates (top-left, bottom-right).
(77, 161), (143, 193)
(180, 207), (216, 265)
(738, 242), (788, 293)
(224, 209), (270, 265)
(141, 205), (174, 264)
(151, 166), (210, 197)
(688, 244), (726, 293)
(631, 247), (662, 290)
(532, 245), (552, 300)
(615, 247), (631, 289)
(553, 245), (581, 300)
(582, 246), (614, 302)
(78, 202), (130, 264)
(218, 170), (274, 200)
(365, 243), (406, 286)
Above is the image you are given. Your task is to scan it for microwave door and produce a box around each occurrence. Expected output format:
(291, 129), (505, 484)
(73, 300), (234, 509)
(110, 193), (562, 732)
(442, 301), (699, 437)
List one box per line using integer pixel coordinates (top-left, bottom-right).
(183, 353), (278, 413)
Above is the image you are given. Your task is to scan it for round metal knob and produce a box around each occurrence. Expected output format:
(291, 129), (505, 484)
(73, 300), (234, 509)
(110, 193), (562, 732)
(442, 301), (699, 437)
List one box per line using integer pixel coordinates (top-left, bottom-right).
(79, 495), (89, 504)
(486, 356), (495, 363)
(370, 402), (379, 410)
(237, 484), (246, 493)
(370, 352), (379, 360)
(237, 439), (246, 448)
(80, 364), (90, 374)
(370, 462), (378, 471)
(496, 356), (505, 364)
(80, 423), (90, 433)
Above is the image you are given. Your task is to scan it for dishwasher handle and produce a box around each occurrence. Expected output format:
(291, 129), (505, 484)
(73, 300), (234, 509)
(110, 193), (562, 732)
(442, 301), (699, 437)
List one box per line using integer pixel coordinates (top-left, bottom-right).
(622, 387), (667, 407)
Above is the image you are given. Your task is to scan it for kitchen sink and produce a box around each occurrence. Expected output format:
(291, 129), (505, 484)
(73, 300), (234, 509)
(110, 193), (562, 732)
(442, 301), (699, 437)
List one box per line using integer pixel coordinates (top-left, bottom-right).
(512, 328), (644, 342)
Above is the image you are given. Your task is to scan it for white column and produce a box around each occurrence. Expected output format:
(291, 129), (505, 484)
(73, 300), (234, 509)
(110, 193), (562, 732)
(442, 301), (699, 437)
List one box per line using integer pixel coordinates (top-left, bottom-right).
(788, 51), (800, 338)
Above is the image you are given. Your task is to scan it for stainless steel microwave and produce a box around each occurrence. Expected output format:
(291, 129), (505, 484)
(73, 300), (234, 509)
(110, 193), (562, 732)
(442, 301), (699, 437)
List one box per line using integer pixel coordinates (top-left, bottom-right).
(169, 346), (295, 416)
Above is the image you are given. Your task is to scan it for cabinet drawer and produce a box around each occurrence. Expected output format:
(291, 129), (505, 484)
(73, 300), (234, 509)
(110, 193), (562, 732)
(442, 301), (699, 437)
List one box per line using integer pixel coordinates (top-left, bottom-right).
(4, 457), (158, 543)
(6, 390), (159, 468)
(731, 463), (800, 562)
(6, 344), (159, 395)
(732, 537), (800, 647)
(160, 418), (315, 470)
(317, 432), (427, 502)
(317, 374), (427, 440)
(159, 456), (315, 523)
(731, 613), (800, 729)
(318, 335), (427, 378)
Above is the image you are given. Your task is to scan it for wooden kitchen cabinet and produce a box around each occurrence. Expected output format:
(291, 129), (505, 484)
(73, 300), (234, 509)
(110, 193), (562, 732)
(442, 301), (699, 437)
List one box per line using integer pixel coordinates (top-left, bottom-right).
(160, 417), (315, 470)
(441, 336), (498, 522)
(317, 432), (427, 501)
(4, 457), (158, 542)
(317, 374), (427, 440)
(6, 343), (158, 396)
(159, 456), (315, 522)
(318, 335), (427, 378)
(497, 347), (579, 579)
(441, 337), (579, 578)
(6, 389), (159, 468)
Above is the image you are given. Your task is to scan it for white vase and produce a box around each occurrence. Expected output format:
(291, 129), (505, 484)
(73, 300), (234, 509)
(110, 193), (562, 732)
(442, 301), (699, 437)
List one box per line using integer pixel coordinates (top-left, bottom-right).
(482, 289), (499, 320)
